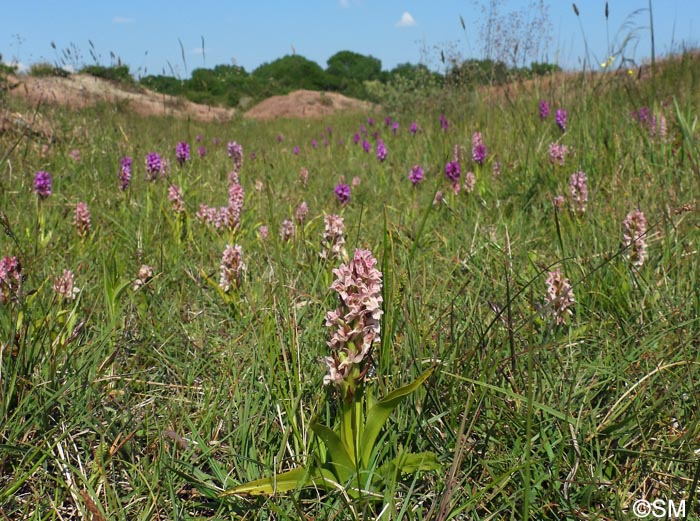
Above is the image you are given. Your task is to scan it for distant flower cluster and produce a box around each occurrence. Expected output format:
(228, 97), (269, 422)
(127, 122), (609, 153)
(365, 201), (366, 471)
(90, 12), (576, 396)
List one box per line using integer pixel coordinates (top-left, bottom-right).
(74, 202), (91, 237)
(548, 143), (569, 165)
(471, 132), (487, 165)
(622, 209), (648, 267)
(545, 269), (574, 325)
(320, 214), (346, 261)
(54, 269), (80, 301)
(569, 171), (588, 216)
(0, 256), (22, 304)
(219, 244), (245, 292)
(34, 171), (51, 199)
(119, 156), (132, 190)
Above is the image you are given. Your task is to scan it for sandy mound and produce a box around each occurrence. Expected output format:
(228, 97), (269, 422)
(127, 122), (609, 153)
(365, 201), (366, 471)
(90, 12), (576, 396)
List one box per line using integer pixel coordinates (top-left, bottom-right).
(8, 73), (235, 123)
(245, 89), (376, 121)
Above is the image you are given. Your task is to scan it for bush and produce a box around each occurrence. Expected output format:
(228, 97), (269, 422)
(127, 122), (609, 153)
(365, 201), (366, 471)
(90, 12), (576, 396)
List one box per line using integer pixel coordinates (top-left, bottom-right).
(29, 62), (70, 78)
(81, 64), (135, 86)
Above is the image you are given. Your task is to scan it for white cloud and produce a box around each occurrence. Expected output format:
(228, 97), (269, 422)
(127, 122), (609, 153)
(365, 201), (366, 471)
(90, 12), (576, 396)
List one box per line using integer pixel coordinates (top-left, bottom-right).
(113, 16), (134, 24)
(190, 47), (205, 55)
(395, 12), (416, 27)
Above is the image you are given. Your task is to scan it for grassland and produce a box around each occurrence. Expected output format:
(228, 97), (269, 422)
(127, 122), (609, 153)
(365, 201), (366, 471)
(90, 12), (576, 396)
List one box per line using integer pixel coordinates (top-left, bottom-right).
(1, 53), (699, 520)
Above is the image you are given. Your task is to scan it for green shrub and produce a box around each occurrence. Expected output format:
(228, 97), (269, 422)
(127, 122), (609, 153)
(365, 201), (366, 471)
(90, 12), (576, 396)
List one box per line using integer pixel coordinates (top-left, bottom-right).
(81, 64), (135, 86)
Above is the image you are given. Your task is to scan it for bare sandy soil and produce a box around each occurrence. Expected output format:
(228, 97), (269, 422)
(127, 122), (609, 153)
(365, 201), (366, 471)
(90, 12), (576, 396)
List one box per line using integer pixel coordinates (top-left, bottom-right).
(244, 89), (376, 120)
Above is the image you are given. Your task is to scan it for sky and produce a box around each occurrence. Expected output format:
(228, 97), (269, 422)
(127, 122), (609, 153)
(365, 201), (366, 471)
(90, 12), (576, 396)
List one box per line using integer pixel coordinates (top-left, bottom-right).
(1, 1), (698, 78)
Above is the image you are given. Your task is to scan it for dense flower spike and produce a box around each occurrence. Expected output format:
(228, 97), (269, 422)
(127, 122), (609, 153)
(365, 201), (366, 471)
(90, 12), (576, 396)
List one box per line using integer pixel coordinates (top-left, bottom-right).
(622, 209), (648, 267)
(320, 214), (347, 261)
(0, 256), (22, 304)
(545, 269), (575, 325)
(445, 159), (461, 184)
(299, 167), (309, 187)
(569, 171), (588, 216)
(352, 176), (361, 188)
(74, 202), (91, 237)
(362, 139), (371, 153)
(228, 183), (245, 228)
(227, 141), (243, 172)
(323, 249), (383, 398)
(280, 219), (295, 242)
(539, 100), (550, 119)
(119, 156), (132, 190)
(410, 121), (419, 134)
(168, 185), (185, 213)
(293, 146), (300, 155)
(34, 171), (51, 199)
(295, 201), (309, 224)
(464, 171), (476, 192)
(548, 143), (569, 165)
(198, 146), (206, 158)
(335, 183), (351, 204)
(409, 164), (424, 185)
(440, 114), (449, 131)
(219, 244), (245, 292)
(556, 109), (568, 132)
(553, 195), (565, 210)
(133, 264), (154, 291)
(175, 141), (190, 166)
(54, 269), (80, 300)
(258, 225), (269, 240)
(376, 139), (387, 162)
(145, 152), (164, 180)
(471, 132), (487, 165)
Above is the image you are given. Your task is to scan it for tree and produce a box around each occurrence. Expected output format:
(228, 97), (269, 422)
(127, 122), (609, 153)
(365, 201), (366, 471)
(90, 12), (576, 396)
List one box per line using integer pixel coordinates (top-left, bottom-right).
(252, 55), (330, 93)
(326, 51), (382, 83)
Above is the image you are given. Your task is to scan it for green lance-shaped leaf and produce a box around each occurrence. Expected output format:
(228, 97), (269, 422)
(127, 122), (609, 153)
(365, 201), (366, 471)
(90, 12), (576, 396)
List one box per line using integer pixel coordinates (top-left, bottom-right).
(375, 451), (441, 482)
(360, 366), (434, 468)
(311, 419), (356, 482)
(221, 466), (339, 496)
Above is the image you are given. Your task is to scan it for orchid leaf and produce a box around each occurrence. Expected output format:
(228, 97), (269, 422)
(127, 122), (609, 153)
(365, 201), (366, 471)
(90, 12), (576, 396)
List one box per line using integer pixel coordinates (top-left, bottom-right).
(360, 366), (434, 468)
(311, 419), (356, 481)
(375, 451), (441, 482)
(220, 466), (339, 496)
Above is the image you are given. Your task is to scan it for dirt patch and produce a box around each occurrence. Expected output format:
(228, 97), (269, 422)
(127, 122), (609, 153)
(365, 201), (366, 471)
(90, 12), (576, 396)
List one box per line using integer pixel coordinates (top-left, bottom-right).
(245, 90), (377, 121)
(7, 73), (236, 123)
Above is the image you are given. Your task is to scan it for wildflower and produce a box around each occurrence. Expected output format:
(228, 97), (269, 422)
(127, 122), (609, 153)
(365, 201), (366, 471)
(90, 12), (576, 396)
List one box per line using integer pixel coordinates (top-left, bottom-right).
(622, 209), (648, 267)
(360, 125), (368, 135)
(352, 176), (361, 188)
(539, 100), (550, 120)
(555, 109), (568, 133)
(255, 179), (264, 192)
(433, 190), (445, 205)
(323, 249), (383, 398)
(133, 264), (154, 291)
(376, 139), (387, 162)
(445, 159), (460, 184)
(300, 167), (309, 187)
(464, 171), (476, 192)
(492, 161), (502, 178)
(368, 117), (374, 126)
(0, 256), (22, 304)
(650, 113), (667, 140)
(293, 146), (300, 155)
(227, 170), (239, 186)
(311, 138), (318, 149)
(277, 134), (283, 143)
(548, 142), (569, 165)
(74, 202), (91, 238)
(410, 121), (419, 134)
(196, 134), (202, 142)
(198, 146), (206, 158)
(327, 126), (333, 135)
(227, 183), (245, 228)
(409, 165), (424, 185)
(227, 141), (243, 173)
(258, 225), (269, 240)
(335, 183), (351, 204)
(176, 141), (190, 166)
(553, 195), (565, 210)
(391, 121), (399, 134)
(471, 132), (487, 165)
(213, 137), (220, 146)
(119, 156), (132, 191)
(219, 244), (245, 292)
(196, 204), (216, 225)
(545, 269), (574, 325)
(70, 149), (81, 162)
(569, 171), (588, 216)
(54, 269), (80, 300)
(440, 114), (449, 131)
(353, 132), (361, 145)
(34, 171), (51, 199)
(384, 116), (392, 126)
(320, 214), (347, 261)
(145, 152), (164, 180)
(362, 140), (371, 153)
(280, 219), (295, 242)
(295, 201), (309, 224)
(168, 185), (185, 213)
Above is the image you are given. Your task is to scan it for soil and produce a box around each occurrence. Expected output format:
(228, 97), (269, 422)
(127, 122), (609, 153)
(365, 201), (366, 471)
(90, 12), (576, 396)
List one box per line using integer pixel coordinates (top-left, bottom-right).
(244, 89), (376, 121)
(5, 74), (376, 124)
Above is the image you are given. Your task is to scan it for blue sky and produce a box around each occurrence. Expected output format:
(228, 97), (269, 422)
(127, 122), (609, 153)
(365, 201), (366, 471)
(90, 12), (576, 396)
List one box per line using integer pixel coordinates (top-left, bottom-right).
(1, 1), (697, 78)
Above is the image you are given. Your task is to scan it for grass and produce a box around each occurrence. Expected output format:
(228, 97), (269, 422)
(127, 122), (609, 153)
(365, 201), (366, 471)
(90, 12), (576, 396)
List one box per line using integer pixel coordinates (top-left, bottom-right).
(1, 51), (699, 520)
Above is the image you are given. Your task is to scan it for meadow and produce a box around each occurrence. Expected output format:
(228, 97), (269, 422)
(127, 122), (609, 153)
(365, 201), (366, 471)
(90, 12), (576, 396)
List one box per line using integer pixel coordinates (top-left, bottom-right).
(1, 52), (699, 520)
